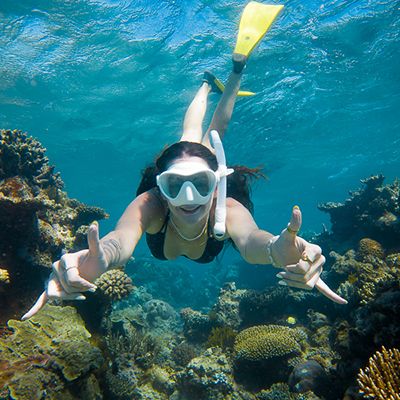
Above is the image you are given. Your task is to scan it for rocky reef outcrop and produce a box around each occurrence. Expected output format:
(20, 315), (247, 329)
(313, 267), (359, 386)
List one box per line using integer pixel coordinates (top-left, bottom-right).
(317, 175), (400, 252)
(0, 129), (108, 322)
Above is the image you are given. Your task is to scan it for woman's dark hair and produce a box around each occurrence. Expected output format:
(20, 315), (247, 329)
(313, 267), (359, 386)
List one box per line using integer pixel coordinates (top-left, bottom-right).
(136, 141), (264, 214)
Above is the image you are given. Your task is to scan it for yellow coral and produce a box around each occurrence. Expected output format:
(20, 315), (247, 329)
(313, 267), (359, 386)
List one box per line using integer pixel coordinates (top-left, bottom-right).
(358, 346), (400, 400)
(95, 269), (134, 301)
(234, 325), (306, 362)
(357, 238), (384, 262)
(0, 268), (10, 284)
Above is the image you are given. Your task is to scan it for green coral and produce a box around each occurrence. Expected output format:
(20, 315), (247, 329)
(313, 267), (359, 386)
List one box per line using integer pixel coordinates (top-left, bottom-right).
(0, 304), (103, 399)
(234, 325), (306, 362)
(206, 326), (237, 351)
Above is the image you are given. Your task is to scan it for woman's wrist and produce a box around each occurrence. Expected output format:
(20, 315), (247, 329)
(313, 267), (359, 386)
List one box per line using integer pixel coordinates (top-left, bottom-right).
(266, 236), (280, 268)
(101, 238), (122, 268)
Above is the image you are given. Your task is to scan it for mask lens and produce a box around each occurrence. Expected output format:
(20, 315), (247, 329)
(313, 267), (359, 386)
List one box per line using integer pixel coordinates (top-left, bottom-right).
(190, 172), (214, 196)
(165, 175), (186, 198)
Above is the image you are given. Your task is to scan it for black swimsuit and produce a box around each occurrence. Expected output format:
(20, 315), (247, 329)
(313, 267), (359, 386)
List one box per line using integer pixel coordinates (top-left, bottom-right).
(146, 211), (225, 264)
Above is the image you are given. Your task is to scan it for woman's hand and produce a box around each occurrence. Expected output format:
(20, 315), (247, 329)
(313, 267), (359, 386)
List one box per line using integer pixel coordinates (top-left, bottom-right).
(271, 206), (347, 305)
(21, 222), (108, 320)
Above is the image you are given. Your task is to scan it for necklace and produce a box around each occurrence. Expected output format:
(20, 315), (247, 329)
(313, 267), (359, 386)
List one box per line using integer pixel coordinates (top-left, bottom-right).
(169, 216), (208, 242)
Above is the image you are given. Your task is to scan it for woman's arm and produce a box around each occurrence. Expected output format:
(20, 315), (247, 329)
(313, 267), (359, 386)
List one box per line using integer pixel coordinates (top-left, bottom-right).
(225, 198), (347, 304)
(100, 190), (165, 267)
(225, 197), (274, 264)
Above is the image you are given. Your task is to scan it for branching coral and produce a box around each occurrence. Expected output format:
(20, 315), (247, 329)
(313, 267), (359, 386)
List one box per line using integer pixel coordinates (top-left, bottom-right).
(358, 346), (400, 400)
(206, 326), (237, 351)
(95, 269), (134, 301)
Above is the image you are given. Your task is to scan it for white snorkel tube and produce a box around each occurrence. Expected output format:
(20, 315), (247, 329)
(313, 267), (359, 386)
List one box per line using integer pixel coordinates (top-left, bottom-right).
(210, 130), (234, 239)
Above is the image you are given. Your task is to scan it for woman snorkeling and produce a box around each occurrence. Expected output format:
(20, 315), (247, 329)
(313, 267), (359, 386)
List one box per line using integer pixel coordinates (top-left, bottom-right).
(23, 2), (346, 320)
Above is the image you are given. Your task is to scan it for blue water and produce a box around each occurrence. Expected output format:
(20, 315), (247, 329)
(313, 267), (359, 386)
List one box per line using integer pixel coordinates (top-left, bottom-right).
(1, 0), (399, 260)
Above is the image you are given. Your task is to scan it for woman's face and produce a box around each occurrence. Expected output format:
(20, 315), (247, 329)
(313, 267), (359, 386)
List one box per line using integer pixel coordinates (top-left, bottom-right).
(164, 156), (216, 224)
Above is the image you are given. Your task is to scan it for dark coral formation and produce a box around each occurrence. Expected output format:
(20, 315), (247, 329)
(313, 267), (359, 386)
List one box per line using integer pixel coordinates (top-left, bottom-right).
(317, 175), (400, 251)
(0, 129), (108, 322)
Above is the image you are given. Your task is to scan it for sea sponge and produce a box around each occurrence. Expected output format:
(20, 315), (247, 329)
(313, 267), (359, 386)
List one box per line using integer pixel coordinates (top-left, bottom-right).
(234, 325), (306, 362)
(357, 346), (400, 400)
(357, 238), (385, 262)
(95, 269), (134, 301)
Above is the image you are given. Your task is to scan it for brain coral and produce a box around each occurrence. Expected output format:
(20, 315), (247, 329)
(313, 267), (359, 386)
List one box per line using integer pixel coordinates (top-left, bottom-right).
(234, 325), (306, 362)
(95, 269), (134, 301)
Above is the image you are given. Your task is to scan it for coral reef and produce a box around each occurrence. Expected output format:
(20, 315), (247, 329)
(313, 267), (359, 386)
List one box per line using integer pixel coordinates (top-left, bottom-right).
(0, 129), (108, 322)
(0, 304), (103, 399)
(317, 175), (400, 251)
(180, 307), (214, 342)
(233, 325), (308, 389)
(95, 268), (134, 301)
(234, 325), (306, 363)
(328, 242), (400, 306)
(256, 383), (320, 400)
(206, 326), (237, 351)
(175, 347), (235, 399)
(357, 346), (400, 400)
(208, 281), (247, 329)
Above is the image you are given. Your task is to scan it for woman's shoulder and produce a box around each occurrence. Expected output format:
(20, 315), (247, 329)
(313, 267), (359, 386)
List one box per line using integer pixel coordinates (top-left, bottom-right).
(139, 188), (168, 234)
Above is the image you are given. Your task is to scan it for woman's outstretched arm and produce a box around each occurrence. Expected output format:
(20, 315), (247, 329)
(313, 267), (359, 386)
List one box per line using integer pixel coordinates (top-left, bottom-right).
(225, 198), (347, 304)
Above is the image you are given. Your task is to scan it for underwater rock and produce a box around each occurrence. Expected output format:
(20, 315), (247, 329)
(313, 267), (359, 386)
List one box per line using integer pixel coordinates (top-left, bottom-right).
(95, 268), (134, 301)
(357, 346), (400, 400)
(144, 298), (180, 332)
(317, 175), (400, 250)
(175, 347), (235, 399)
(0, 129), (108, 322)
(0, 304), (103, 399)
(288, 360), (326, 394)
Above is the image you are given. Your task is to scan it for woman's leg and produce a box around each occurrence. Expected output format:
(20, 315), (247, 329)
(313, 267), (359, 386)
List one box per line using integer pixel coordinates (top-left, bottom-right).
(201, 71), (242, 149)
(180, 82), (211, 143)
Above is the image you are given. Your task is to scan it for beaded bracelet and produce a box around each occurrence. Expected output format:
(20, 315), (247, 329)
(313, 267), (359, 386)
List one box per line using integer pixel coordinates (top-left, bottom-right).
(266, 236), (280, 268)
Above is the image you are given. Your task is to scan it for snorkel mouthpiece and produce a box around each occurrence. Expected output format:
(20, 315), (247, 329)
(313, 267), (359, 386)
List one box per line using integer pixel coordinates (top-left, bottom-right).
(210, 130), (234, 238)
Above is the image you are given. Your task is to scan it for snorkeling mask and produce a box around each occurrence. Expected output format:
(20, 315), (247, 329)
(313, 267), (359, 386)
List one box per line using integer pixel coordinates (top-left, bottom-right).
(156, 130), (233, 238)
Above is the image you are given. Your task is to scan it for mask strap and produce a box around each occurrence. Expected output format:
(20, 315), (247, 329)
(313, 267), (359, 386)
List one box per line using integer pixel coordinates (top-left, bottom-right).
(210, 130), (234, 238)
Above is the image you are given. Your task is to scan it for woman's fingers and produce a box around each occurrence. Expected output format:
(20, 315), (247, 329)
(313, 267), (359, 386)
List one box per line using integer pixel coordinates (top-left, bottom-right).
(315, 279), (348, 305)
(282, 206), (302, 240)
(56, 253), (96, 292)
(87, 221), (101, 256)
(21, 291), (48, 321)
(278, 255), (325, 283)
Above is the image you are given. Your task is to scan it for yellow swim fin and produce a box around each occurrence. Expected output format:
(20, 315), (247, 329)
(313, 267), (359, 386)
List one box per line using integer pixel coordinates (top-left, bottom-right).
(204, 71), (255, 97)
(233, 1), (284, 72)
